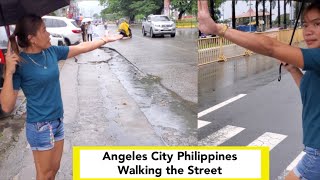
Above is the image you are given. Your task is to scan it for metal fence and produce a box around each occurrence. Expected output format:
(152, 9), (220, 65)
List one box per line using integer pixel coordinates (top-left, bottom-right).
(197, 28), (304, 66)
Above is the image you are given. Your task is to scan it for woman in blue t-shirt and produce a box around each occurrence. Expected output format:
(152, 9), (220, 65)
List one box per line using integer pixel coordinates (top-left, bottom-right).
(198, 1), (320, 180)
(1, 14), (123, 179)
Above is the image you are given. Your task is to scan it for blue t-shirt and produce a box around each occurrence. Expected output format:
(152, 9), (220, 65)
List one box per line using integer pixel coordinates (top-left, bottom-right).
(300, 48), (320, 149)
(13, 46), (69, 123)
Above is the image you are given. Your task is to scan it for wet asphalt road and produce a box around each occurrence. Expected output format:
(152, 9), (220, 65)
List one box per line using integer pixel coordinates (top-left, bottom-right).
(95, 24), (198, 105)
(198, 54), (304, 180)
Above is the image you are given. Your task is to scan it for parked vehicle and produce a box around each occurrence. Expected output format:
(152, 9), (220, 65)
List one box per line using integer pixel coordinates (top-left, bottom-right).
(0, 27), (8, 88)
(43, 16), (82, 45)
(50, 33), (66, 46)
(142, 15), (176, 38)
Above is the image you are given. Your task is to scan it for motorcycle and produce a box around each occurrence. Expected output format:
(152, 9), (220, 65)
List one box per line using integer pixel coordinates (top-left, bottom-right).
(118, 21), (132, 38)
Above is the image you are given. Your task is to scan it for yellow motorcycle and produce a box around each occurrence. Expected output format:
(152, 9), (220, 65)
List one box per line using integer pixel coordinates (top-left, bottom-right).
(118, 21), (132, 38)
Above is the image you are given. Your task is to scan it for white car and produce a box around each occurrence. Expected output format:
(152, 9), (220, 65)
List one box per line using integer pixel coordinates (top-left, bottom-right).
(50, 33), (65, 46)
(142, 15), (176, 38)
(43, 16), (82, 45)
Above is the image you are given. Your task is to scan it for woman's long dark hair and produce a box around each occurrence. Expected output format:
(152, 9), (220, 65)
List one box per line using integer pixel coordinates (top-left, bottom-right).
(303, 1), (320, 19)
(8, 14), (43, 55)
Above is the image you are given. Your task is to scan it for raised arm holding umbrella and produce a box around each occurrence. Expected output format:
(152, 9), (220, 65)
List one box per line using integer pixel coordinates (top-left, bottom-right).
(198, 0), (320, 179)
(0, 1), (123, 179)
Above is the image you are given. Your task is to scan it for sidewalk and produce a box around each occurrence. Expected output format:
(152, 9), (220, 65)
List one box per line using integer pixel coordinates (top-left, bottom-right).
(0, 49), (164, 180)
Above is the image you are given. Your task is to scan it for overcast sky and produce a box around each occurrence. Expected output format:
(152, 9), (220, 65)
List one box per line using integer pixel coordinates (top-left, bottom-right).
(77, 1), (104, 17)
(220, 1), (294, 21)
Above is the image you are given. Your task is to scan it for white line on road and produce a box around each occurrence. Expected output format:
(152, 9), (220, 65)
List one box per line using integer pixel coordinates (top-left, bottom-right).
(198, 94), (247, 118)
(286, 151), (306, 171)
(248, 132), (287, 150)
(199, 125), (245, 146)
(198, 120), (211, 129)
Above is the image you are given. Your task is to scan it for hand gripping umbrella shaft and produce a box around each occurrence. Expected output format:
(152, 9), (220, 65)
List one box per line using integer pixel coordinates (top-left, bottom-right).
(278, 1), (305, 82)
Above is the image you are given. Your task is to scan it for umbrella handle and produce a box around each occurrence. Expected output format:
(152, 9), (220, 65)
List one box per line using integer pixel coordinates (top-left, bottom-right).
(278, 63), (283, 82)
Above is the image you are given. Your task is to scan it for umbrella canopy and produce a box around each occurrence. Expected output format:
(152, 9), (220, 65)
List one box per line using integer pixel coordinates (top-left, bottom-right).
(0, 0), (70, 26)
(82, 17), (93, 23)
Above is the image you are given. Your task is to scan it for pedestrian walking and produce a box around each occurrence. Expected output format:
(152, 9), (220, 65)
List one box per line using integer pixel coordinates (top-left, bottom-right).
(104, 21), (108, 30)
(80, 22), (87, 42)
(198, 1), (320, 180)
(87, 21), (93, 41)
(1, 14), (123, 180)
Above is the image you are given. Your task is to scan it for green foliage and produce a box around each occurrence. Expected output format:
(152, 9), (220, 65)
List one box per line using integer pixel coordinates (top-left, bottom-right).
(99, 0), (164, 21)
(274, 13), (290, 26)
(135, 14), (146, 22)
(208, 0), (226, 21)
(171, 0), (197, 17)
(129, 1), (159, 16)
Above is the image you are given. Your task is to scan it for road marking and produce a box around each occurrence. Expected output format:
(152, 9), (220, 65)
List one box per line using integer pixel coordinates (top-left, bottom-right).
(286, 151), (306, 171)
(198, 94), (247, 118)
(198, 120), (211, 129)
(199, 125), (245, 146)
(248, 132), (287, 150)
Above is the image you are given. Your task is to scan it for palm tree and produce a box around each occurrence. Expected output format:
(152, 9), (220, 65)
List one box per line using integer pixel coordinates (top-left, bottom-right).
(284, 0), (287, 28)
(256, 0), (262, 30)
(284, 0), (293, 29)
(278, 0), (280, 27)
(256, 0), (261, 30)
(232, 0), (236, 29)
(262, 0), (266, 30)
(269, 0), (276, 28)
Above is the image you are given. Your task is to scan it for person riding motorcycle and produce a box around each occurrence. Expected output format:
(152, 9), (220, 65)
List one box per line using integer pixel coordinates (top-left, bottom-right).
(118, 19), (132, 38)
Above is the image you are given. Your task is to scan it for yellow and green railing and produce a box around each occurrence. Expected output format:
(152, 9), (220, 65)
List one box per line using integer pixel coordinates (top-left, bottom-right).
(198, 28), (304, 66)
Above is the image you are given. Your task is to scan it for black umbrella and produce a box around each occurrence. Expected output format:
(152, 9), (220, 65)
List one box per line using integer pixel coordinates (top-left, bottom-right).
(278, 0), (313, 81)
(0, 0), (70, 27)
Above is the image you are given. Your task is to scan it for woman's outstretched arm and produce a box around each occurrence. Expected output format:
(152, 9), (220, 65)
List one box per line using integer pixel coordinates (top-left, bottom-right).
(67, 34), (123, 58)
(198, 0), (304, 69)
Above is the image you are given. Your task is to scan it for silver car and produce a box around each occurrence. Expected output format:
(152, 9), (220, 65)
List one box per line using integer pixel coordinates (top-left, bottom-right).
(142, 15), (176, 38)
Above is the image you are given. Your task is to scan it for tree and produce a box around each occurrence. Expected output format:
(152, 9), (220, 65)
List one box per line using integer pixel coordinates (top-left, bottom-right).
(284, 0), (287, 28)
(232, 0), (236, 29)
(171, 0), (197, 20)
(283, 0), (293, 29)
(262, 0), (265, 30)
(278, 0), (280, 27)
(256, 0), (261, 29)
(269, 0), (276, 28)
(209, 0), (225, 21)
(99, 0), (163, 22)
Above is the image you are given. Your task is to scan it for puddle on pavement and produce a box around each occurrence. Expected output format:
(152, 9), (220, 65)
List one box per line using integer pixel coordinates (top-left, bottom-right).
(103, 48), (197, 145)
(198, 55), (281, 111)
(199, 55), (279, 94)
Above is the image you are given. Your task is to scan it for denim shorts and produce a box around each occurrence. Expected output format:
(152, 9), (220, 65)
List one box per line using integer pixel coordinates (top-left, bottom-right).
(293, 146), (320, 180)
(26, 118), (64, 151)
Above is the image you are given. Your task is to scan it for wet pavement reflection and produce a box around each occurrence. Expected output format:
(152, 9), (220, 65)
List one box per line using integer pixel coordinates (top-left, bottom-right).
(199, 55), (280, 111)
(106, 49), (197, 145)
